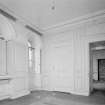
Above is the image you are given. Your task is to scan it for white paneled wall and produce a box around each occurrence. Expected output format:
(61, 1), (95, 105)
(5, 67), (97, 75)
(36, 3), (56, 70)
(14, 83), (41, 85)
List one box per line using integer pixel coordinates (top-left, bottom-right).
(42, 32), (74, 92)
(7, 41), (29, 99)
(42, 15), (105, 96)
(0, 13), (42, 100)
(0, 39), (9, 100)
(0, 39), (6, 75)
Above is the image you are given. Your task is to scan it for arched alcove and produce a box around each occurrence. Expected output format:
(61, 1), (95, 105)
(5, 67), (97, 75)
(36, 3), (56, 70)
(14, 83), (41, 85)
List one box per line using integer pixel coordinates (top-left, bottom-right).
(0, 14), (30, 99)
(0, 14), (16, 76)
(0, 14), (16, 40)
(26, 32), (42, 90)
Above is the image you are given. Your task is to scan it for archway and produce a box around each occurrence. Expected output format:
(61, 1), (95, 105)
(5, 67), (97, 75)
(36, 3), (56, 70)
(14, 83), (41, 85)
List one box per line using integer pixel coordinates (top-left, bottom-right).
(0, 14), (16, 75)
(0, 14), (30, 99)
(0, 14), (16, 40)
(26, 32), (42, 90)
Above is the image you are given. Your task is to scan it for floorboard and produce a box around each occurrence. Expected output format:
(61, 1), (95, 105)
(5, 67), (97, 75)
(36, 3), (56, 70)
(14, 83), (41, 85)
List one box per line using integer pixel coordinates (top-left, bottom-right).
(0, 90), (105, 105)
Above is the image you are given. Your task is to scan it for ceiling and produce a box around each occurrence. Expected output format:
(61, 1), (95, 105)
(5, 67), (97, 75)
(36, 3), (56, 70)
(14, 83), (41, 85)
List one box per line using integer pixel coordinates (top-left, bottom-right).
(0, 0), (105, 30)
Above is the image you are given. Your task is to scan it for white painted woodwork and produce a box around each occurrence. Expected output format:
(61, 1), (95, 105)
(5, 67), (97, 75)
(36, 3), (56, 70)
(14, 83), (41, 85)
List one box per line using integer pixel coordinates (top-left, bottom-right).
(0, 13), (37, 100)
(0, 39), (6, 75)
(0, 80), (10, 100)
(42, 14), (105, 96)
(7, 41), (30, 99)
(33, 35), (42, 90)
(0, 14), (16, 100)
(42, 32), (74, 92)
(0, 14), (16, 40)
(0, 39), (9, 100)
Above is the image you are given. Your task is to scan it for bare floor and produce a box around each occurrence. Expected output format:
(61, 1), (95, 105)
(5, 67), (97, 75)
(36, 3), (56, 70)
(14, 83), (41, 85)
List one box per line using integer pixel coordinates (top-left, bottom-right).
(0, 90), (105, 105)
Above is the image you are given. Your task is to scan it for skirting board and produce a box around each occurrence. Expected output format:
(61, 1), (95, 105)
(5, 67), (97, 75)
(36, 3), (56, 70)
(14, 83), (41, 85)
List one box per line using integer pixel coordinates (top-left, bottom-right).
(40, 88), (90, 96)
(71, 91), (89, 96)
(0, 95), (10, 101)
(10, 90), (30, 99)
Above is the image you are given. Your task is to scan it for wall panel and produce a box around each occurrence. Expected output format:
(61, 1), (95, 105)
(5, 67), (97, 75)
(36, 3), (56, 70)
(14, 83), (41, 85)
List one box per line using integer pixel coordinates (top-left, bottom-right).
(42, 32), (74, 92)
(0, 39), (6, 75)
(42, 16), (105, 96)
(7, 41), (29, 99)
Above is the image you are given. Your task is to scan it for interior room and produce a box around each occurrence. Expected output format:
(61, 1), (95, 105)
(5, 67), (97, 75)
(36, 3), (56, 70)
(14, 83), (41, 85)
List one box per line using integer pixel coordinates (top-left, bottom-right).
(0, 0), (105, 105)
(90, 41), (105, 91)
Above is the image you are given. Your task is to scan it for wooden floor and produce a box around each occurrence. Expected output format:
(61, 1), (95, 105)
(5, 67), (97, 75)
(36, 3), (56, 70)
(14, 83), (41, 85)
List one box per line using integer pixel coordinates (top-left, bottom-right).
(0, 90), (105, 105)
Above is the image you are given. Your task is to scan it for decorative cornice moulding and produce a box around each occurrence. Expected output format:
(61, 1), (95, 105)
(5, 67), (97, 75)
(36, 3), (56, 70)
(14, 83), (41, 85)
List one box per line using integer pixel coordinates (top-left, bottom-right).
(0, 3), (43, 36)
(43, 9), (105, 34)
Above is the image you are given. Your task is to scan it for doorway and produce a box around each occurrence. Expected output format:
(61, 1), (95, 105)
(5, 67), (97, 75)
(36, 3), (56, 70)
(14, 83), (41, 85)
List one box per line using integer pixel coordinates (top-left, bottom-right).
(98, 59), (105, 81)
(89, 41), (105, 93)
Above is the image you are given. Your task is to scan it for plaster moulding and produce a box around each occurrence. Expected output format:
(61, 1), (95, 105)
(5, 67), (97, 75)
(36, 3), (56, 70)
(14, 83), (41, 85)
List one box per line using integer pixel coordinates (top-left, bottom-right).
(43, 9), (105, 34)
(0, 3), (43, 36)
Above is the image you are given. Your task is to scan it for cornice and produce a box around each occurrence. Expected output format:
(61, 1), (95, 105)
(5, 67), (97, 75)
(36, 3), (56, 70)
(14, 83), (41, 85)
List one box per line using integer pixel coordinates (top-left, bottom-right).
(43, 9), (105, 34)
(0, 3), (43, 36)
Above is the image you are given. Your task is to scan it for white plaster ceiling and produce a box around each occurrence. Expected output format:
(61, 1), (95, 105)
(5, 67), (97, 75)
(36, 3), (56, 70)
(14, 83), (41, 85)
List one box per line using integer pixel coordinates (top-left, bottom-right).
(0, 0), (105, 30)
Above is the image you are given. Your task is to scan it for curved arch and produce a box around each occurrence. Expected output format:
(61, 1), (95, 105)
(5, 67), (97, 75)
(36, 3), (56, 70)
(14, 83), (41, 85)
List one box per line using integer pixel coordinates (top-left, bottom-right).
(0, 14), (16, 40)
(26, 32), (36, 48)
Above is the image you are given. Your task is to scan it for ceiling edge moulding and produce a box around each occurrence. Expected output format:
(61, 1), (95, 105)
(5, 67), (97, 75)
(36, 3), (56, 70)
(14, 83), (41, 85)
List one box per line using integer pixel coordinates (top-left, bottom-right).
(0, 37), (5, 40)
(25, 25), (42, 36)
(0, 3), (43, 36)
(43, 9), (105, 32)
(0, 9), (17, 21)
